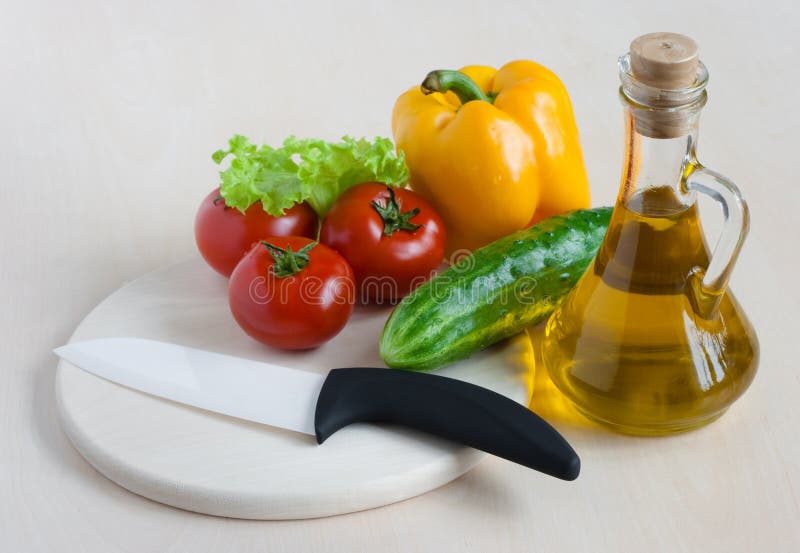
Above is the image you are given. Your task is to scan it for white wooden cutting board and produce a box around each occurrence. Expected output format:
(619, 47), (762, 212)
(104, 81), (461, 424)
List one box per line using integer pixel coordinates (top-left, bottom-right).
(54, 257), (534, 519)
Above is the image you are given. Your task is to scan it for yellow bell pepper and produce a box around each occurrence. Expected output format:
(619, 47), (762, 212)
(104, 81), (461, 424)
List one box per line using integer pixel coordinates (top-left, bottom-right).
(392, 61), (591, 254)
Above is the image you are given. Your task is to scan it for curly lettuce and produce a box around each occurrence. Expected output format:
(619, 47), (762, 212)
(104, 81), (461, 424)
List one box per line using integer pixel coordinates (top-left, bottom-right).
(212, 135), (409, 217)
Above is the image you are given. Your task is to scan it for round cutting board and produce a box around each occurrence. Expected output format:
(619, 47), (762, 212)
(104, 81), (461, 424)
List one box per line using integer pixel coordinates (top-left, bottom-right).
(55, 257), (534, 520)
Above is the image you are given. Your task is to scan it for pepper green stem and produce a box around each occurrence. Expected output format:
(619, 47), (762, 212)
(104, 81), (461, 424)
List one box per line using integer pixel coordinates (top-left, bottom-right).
(371, 186), (422, 237)
(420, 70), (494, 105)
(262, 240), (316, 278)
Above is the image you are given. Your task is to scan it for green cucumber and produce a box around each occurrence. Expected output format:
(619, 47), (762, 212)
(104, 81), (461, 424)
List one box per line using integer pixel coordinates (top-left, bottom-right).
(379, 207), (612, 370)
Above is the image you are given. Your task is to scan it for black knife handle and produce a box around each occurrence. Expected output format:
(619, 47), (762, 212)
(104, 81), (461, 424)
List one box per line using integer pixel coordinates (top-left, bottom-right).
(314, 368), (580, 481)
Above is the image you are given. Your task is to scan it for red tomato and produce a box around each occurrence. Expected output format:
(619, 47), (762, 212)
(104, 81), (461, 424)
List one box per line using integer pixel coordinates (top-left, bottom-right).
(320, 183), (445, 303)
(228, 236), (355, 350)
(194, 188), (318, 277)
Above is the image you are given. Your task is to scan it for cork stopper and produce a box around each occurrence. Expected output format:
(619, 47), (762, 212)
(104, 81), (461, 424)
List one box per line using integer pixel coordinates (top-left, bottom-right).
(630, 33), (699, 89)
(620, 32), (706, 139)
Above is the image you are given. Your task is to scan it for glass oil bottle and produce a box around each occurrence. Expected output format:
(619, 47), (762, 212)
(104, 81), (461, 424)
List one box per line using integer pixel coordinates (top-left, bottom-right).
(543, 33), (759, 435)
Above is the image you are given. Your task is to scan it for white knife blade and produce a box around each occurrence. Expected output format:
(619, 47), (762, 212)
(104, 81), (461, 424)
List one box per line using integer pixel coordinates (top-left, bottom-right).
(54, 338), (325, 435)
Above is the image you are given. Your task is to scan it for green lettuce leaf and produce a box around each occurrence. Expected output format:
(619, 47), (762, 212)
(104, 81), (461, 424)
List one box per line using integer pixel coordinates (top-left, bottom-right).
(212, 135), (306, 215)
(283, 135), (410, 217)
(212, 134), (408, 217)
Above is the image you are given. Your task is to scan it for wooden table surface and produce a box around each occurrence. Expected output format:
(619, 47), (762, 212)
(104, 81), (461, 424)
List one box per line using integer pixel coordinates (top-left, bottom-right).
(2, 1), (798, 551)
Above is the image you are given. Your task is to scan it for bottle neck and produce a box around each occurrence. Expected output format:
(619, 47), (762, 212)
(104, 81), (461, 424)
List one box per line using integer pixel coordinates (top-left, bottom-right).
(618, 107), (701, 214)
(617, 53), (709, 215)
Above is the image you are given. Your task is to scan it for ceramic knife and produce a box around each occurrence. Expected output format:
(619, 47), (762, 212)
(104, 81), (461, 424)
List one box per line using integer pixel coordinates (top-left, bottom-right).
(54, 337), (580, 480)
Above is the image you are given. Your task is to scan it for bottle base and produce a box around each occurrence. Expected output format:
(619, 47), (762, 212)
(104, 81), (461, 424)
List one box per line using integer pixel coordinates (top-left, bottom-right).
(572, 404), (728, 436)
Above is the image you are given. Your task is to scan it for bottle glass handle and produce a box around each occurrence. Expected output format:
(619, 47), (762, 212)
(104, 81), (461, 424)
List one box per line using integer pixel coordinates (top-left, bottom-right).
(685, 164), (750, 318)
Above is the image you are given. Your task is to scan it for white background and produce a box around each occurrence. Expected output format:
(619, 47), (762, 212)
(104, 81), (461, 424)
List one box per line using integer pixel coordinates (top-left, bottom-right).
(2, 0), (798, 551)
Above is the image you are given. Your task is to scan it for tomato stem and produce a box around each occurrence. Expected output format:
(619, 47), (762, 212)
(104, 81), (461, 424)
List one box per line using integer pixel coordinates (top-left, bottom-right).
(371, 186), (423, 237)
(262, 240), (316, 278)
(212, 193), (231, 210)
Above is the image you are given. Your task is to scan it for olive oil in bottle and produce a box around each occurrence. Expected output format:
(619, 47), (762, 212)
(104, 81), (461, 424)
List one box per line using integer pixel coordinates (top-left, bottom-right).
(542, 33), (758, 435)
